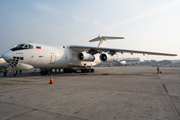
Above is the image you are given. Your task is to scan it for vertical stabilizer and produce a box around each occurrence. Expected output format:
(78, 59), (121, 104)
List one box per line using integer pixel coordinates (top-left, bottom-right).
(89, 36), (124, 47)
(98, 36), (106, 47)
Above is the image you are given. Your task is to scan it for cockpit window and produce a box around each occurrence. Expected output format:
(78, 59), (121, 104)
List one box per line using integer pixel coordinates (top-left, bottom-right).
(16, 44), (25, 48)
(24, 44), (29, 48)
(29, 45), (33, 48)
(11, 44), (34, 51)
(14, 44), (34, 49)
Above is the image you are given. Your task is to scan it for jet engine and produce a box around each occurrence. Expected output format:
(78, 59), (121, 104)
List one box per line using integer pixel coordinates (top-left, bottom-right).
(77, 52), (95, 61)
(100, 53), (113, 62)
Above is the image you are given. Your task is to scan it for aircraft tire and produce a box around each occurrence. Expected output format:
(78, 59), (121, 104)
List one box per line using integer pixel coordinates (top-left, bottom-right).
(41, 70), (48, 75)
(41, 71), (45, 75)
(86, 69), (89, 73)
(81, 69), (86, 73)
(68, 69), (73, 73)
(64, 69), (75, 73)
(91, 69), (95, 73)
(63, 69), (68, 73)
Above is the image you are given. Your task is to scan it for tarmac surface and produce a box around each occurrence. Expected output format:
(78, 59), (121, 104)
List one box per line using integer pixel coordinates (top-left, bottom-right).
(0, 66), (180, 120)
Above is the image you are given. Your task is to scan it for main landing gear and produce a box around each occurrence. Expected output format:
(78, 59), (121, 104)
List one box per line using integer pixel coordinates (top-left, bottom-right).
(41, 66), (95, 75)
(81, 66), (95, 73)
(63, 67), (95, 73)
(63, 69), (77, 73)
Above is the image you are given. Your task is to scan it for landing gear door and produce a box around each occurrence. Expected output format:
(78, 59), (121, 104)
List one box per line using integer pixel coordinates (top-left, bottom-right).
(50, 53), (56, 64)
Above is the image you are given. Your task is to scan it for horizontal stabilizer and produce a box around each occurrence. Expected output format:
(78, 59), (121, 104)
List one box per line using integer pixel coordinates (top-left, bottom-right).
(89, 36), (124, 47)
(89, 36), (124, 42)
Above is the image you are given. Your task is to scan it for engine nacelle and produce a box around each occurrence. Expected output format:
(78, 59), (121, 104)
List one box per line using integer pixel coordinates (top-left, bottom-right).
(100, 53), (113, 62)
(77, 52), (95, 62)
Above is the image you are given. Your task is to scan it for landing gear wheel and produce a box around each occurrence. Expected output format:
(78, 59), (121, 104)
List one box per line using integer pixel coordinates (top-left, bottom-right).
(81, 69), (86, 73)
(64, 69), (76, 73)
(63, 69), (67, 73)
(41, 70), (47, 75)
(86, 69), (89, 73)
(64, 69), (71, 73)
(91, 69), (95, 73)
(41, 70), (52, 75)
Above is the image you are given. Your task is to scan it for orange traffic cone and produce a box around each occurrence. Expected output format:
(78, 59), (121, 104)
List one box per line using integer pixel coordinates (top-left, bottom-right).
(49, 75), (54, 84)
(72, 72), (74, 76)
(160, 71), (162, 74)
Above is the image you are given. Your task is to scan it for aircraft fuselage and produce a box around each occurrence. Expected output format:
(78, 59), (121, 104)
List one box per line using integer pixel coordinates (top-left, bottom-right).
(2, 43), (101, 71)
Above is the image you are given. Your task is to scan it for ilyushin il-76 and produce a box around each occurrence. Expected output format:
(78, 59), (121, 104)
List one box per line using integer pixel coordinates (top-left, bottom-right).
(2, 36), (177, 75)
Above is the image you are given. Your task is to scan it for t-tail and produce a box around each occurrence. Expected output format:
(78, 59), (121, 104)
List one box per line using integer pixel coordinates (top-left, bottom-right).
(89, 36), (124, 47)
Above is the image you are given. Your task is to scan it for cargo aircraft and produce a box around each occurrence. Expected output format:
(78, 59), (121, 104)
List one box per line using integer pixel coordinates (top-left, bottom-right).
(2, 36), (177, 75)
(117, 58), (140, 66)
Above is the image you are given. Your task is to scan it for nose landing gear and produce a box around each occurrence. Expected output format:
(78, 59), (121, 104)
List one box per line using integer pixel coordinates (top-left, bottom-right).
(81, 66), (95, 73)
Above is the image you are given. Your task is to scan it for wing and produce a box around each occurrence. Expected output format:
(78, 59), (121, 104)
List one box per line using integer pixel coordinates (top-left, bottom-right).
(69, 45), (177, 56)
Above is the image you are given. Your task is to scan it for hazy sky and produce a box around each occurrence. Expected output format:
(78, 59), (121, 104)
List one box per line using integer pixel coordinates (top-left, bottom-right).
(0, 0), (180, 61)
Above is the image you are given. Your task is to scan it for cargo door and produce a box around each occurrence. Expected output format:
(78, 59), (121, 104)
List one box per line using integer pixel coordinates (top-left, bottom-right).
(50, 53), (56, 64)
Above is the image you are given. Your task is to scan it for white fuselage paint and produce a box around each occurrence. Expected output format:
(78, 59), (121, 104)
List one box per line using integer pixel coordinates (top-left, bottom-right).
(10, 43), (101, 70)
(0, 58), (6, 64)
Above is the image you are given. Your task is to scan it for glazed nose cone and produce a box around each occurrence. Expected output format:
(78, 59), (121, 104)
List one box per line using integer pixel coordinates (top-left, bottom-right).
(2, 50), (13, 60)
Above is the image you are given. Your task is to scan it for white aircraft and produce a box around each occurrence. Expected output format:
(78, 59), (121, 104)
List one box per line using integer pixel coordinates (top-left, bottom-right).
(117, 58), (140, 65)
(2, 36), (177, 75)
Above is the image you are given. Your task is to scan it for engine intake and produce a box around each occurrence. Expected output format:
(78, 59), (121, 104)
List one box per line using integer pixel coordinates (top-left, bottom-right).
(77, 52), (95, 62)
(100, 53), (113, 62)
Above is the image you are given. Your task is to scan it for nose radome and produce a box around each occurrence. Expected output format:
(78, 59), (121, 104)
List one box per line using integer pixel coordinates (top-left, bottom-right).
(2, 50), (13, 60)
